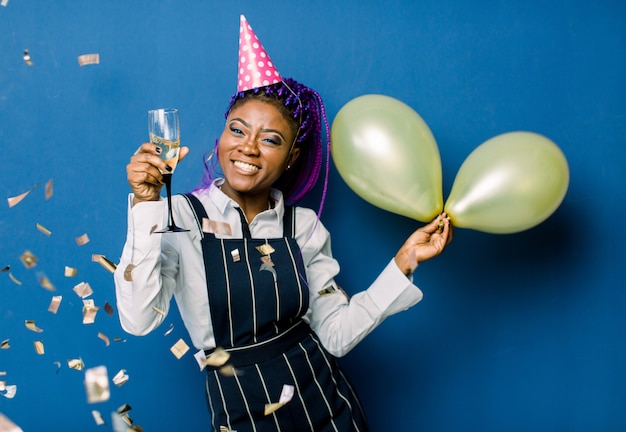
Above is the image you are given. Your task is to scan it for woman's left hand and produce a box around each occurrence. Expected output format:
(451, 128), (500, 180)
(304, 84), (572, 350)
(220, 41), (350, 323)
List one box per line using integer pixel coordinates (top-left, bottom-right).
(394, 213), (453, 275)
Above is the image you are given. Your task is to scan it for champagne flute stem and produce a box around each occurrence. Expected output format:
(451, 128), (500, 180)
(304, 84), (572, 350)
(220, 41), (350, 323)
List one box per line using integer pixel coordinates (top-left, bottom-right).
(162, 173), (176, 228)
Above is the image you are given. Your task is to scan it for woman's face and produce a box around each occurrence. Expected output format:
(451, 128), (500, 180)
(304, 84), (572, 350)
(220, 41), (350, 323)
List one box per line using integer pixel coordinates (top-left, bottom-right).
(218, 99), (299, 201)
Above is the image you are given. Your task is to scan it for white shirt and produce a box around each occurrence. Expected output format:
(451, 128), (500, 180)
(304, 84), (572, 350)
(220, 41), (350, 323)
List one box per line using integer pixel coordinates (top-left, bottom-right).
(114, 180), (423, 357)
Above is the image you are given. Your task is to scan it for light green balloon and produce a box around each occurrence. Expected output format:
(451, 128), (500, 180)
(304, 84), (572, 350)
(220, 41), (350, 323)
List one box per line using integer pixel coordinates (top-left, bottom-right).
(331, 94), (443, 222)
(444, 131), (569, 234)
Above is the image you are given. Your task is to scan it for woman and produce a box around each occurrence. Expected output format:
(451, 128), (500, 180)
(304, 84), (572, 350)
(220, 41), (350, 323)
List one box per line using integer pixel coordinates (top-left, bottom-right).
(115, 17), (451, 432)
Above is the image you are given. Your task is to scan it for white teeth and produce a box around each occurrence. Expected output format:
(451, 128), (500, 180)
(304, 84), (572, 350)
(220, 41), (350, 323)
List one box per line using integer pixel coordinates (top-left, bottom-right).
(234, 161), (259, 172)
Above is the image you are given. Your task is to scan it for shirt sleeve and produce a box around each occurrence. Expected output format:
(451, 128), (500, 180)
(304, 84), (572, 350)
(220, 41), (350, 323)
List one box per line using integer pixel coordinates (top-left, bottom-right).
(113, 194), (179, 336)
(298, 210), (423, 357)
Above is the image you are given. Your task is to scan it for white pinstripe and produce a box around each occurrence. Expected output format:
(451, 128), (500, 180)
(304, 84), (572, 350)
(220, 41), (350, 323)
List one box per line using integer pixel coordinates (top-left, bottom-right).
(219, 240), (235, 347)
(284, 238), (305, 318)
(242, 240), (259, 343)
(255, 364), (282, 431)
(233, 369), (258, 432)
(282, 353), (315, 431)
(213, 370), (235, 431)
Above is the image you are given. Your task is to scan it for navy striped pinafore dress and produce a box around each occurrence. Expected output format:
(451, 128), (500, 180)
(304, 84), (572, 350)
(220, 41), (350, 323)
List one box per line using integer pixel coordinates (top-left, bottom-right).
(183, 194), (369, 432)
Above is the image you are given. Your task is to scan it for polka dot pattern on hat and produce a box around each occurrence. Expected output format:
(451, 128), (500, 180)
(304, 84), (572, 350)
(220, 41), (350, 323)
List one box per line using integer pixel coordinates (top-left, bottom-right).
(237, 15), (282, 92)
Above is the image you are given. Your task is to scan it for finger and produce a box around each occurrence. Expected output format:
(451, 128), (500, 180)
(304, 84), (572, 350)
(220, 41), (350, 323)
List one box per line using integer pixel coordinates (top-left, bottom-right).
(127, 162), (163, 185)
(178, 146), (190, 163)
(131, 152), (170, 174)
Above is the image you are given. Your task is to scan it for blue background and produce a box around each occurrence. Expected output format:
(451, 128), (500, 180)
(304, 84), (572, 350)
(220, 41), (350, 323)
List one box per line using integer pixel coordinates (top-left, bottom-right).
(1, 1), (625, 430)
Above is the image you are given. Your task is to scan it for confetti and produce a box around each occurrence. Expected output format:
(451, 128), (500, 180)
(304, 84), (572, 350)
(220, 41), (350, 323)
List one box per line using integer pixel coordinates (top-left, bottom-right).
(25, 320), (44, 333)
(73, 281), (93, 298)
(75, 233), (90, 246)
(1, 0), (8, 6)
(0, 384), (17, 399)
(112, 369), (129, 387)
(37, 272), (55, 291)
(264, 384), (295, 416)
(123, 264), (136, 281)
(0, 414), (23, 432)
(8, 272), (21, 285)
(82, 299), (99, 324)
(19, 250), (37, 269)
(163, 323), (174, 336)
(260, 255), (274, 266)
(104, 302), (114, 317)
(202, 218), (233, 236)
(97, 332), (110, 346)
(77, 53), (100, 66)
(68, 358), (85, 370)
(84, 365), (110, 403)
(22, 49), (33, 66)
(1, 339), (10, 349)
(92, 254), (117, 272)
(45, 179), (53, 199)
(64, 266), (77, 277)
(230, 248), (240, 262)
(170, 338), (189, 359)
(317, 284), (338, 296)
(48, 295), (62, 314)
(204, 347), (230, 367)
(219, 365), (241, 377)
(256, 243), (275, 256)
(36, 223), (51, 236)
(92, 410), (105, 426)
(260, 263), (277, 279)
(7, 182), (39, 207)
(34, 340), (45, 355)
(0, 265), (9, 273)
(53, 361), (61, 373)
(152, 306), (165, 316)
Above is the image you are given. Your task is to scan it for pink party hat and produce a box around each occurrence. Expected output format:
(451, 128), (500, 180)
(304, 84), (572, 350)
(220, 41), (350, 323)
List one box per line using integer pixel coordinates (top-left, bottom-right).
(238, 14), (283, 92)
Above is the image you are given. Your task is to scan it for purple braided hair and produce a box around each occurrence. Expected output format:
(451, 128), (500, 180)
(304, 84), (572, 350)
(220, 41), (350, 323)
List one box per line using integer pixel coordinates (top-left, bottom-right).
(196, 78), (330, 216)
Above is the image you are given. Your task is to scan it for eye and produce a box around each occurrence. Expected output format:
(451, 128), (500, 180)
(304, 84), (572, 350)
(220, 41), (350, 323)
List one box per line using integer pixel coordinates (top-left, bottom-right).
(229, 126), (244, 135)
(262, 137), (280, 145)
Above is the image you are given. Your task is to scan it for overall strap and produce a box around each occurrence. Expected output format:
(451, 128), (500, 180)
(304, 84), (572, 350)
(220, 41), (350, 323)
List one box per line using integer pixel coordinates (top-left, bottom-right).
(283, 205), (295, 237)
(181, 193), (207, 238)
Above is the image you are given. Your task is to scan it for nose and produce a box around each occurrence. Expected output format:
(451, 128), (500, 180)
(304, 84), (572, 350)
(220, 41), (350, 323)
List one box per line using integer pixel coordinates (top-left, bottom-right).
(239, 135), (260, 156)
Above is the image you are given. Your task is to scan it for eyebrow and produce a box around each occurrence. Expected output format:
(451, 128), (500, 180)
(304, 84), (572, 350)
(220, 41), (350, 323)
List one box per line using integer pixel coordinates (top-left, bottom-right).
(229, 117), (287, 142)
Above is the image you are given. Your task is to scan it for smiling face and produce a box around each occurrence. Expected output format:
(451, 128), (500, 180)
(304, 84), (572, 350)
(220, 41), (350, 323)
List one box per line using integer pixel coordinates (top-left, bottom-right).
(218, 99), (300, 204)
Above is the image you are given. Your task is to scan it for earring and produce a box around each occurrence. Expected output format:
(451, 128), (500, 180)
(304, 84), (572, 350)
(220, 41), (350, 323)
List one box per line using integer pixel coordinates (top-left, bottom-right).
(287, 165), (291, 170)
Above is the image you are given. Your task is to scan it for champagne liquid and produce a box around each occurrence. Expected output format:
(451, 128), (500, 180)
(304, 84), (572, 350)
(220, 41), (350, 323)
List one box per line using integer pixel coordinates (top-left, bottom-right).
(150, 132), (181, 173)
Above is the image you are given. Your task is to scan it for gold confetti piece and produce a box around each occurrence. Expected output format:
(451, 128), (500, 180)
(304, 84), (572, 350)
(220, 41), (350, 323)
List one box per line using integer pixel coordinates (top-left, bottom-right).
(0, 385), (17, 399)
(84, 365), (110, 403)
(113, 337), (126, 343)
(64, 266), (77, 277)
(0, 371), (6, 376)
(260, 255), (274, 266)
(19, 250), (37, 269)
(48, 295), (62, 314)
(1, 339), (10, 349)
(112, 369), (129, 387)
(97, 332), (110, 346)
(73, 281), (93, 298)
(202, 218), (233, 236)
(92, 254), (117, 273)
(204, 347), (231, 367)
(8, 272), (21, 285)
(25, 320), (44, 333)
(34, 340), (45, 355)
(163, 323), (174, 336)
(45, 179), (53, 200)
(1, 0), (9, 7)
(104, 301), (114, 316)
(150, 224), (158, 234)
(7, 182), (39, 207)
(264, 384), (295, 416)
(77, 53), (100, 66)
(37, 272), (55, 291)
(317, 284), (338, 296)
(116, 403), (132, 415)
(219, 365), (241, 377)
(1, 265), (10, 273)
(256, 243), (275, 256)
(36, 223), (51, 236)
(170, 338), (189, 359)
(68, 358), (84, 370)
(230, 248), (240, 262)
(152, 306), (165, 316)
(123, 264), (136, 281)
(91, 410), (105, 426)
(23, 49), (33, 66)
(82, 300), (99, 324)
(75, 233), (90, 246)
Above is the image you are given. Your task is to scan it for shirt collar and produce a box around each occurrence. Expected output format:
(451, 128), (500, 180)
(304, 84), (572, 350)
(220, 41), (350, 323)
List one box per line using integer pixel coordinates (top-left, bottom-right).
(206, 178), (286, 220)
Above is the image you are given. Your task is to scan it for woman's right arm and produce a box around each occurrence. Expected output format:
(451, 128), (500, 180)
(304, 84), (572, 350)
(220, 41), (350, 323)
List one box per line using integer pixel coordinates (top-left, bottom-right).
(113, 143), (189, 335)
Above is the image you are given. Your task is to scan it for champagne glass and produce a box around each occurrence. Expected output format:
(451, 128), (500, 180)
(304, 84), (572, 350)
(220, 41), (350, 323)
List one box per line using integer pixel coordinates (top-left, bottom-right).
(148, 108), (189, 233)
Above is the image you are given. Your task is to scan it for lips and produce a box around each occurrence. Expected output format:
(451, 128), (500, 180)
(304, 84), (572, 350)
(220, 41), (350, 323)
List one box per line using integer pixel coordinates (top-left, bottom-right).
(233, 160), (260, 173)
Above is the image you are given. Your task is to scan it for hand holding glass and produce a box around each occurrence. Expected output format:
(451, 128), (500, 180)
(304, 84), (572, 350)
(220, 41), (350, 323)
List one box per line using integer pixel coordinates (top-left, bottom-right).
(148, 108), (188, 233)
